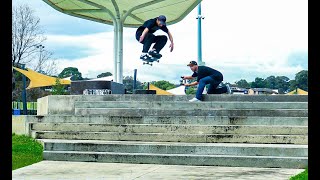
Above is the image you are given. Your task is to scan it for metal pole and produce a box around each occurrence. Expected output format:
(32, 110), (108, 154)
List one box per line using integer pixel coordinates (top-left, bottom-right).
(116, 18), (123, 84)
(113, 21), (118, 82)
(20, 64), (27, 115)
(133, 69), (137, 90)
(197, 3), (204, 65)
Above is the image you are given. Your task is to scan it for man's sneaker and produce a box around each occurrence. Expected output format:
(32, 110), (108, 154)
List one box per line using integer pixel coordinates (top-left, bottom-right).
(226, 84), (232, 94)
(189, 97), (201, 102)
(148, 50), (162, 59)
(140, 54), (152, 60)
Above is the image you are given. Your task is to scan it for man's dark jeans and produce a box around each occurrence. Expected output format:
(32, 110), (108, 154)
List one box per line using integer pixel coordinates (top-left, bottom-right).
(136, 31), (167, 53)
(196, 76), (225, 100)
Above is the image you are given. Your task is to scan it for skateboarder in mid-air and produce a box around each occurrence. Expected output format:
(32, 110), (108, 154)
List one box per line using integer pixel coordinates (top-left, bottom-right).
(136, 15), (174, 61)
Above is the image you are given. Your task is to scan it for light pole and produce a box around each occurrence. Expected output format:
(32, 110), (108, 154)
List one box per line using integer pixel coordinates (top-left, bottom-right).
(19, 63), (27, 115)
(36, 44), (45, 72)
(196, 3), (205, 66)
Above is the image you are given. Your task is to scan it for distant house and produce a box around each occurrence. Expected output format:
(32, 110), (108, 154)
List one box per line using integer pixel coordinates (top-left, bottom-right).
(248, 88), (279, 95)
(231, 87), (249, 95)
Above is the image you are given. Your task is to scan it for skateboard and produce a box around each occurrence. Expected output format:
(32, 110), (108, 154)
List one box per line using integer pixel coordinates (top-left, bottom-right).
(142, 57), (160, 66)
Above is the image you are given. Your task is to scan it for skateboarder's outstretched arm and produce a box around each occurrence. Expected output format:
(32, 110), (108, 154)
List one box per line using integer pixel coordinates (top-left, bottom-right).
(168, 30), (174, 52)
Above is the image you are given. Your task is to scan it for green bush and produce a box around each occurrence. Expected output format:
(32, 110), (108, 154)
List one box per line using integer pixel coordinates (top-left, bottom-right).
(12, 134), (43, 170)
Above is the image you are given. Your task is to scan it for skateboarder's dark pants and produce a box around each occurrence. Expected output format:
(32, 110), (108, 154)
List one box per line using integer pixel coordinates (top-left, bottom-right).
(196, 76), (226, 100)
(136, 31), (167, 53)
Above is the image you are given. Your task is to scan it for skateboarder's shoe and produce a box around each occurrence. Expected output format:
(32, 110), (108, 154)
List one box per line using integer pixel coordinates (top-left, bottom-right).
(148, 50), (162, 59)
(189, 97), (201, 102)
(140, 53), (153, 60)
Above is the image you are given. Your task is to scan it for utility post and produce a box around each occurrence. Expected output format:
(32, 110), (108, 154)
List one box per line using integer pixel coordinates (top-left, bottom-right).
(196, 3), (205, 66)
(20, 63), (27, 115)
(36, 44), (45, 72)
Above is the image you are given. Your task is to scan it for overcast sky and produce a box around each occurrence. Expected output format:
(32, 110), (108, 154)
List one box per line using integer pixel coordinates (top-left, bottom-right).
(12, 0), (308, 84)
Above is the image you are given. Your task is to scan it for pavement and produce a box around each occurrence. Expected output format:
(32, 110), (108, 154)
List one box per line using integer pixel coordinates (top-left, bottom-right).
(12, 161), (304, 180)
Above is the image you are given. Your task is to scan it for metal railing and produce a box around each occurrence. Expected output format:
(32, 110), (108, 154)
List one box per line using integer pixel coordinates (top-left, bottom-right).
(12, 101), (37, 115)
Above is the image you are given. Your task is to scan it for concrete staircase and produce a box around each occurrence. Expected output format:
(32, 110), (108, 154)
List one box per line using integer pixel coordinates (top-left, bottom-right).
(32, 94), (308, 168)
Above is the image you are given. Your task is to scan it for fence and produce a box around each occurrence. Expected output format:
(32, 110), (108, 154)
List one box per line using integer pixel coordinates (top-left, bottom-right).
(12, 101), (37, 115)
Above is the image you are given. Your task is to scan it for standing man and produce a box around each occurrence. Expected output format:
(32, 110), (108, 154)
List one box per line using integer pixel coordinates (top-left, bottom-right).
(181, 61), (231, 102)
(136, 15), (174, 60)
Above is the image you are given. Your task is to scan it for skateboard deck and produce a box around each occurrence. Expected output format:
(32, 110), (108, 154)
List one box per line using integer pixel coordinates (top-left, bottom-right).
(142, 56), (160, 66)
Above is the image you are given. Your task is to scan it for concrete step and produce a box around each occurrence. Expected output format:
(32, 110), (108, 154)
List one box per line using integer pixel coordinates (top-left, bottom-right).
(32, 131), (308, 144)
(41, 94), (308, 102)
(40, 139), (308, 157)
(75, 108), (308, 117)
(31, 123), (308, 135)
(74, 101), (308, 110)
(42, 150), (307, 169)
(29, 115), (308, 126)
(38, 95), (308, 115)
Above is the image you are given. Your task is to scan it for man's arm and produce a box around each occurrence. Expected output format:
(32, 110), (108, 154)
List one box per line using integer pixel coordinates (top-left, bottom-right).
(181, 76), (194, 80)
(139, 28), (149, 42)
(184, 81), (199, 87)
(167, 30), (174, 52)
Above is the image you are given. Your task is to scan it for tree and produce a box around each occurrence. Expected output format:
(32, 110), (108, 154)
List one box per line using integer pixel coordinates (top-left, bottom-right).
(97, 72), (112, 78)
(251, 77), (266, 88)
(151, 80), (176, 90)
(295, 70), (308, 91)
(32, 49), (58, 76)
(58, 67), (83, 81)
(51, 79), (66, 95)
(12, 4), (57, 75)
(289, 80), (298, 92)
(235, 79), (250, 88)
(122, 76), (143, 93)
(185, 86), (196, 95)
(275, 76), (290, 93)
(264, 76), (276, 89)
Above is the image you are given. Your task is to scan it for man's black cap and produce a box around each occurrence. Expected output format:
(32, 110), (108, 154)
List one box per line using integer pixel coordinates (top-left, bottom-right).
(157, 15), (166, 26)
(187, 61), (198, 66)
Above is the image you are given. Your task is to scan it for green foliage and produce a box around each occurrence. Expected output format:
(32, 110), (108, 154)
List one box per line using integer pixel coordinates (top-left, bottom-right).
(97, 72), (112, 78)
(290, 168), (308, 180)
(51, 78), (66, 95)
(58, 67), (83, 80)
(295, 70), (308, 91)
(251, 77), (266, 88)
(151, 80), (176, 90)
(235, 79), (250, 88)
(12, 134), (43, 170)
(122, 76), (143, 93)
(185, 86), (196, 94)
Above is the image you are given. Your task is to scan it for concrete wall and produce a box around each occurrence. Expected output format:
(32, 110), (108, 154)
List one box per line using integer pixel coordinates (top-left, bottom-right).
(37, 95), (84, 115)
(12, 115), (44, 136)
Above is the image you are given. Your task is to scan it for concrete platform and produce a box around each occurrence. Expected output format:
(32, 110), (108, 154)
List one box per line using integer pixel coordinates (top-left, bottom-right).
(12, 161), (304, 180)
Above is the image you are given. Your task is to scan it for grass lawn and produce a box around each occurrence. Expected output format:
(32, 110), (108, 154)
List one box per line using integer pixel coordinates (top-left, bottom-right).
(12, 133), (43, 170)
(290, 168), (308, 180)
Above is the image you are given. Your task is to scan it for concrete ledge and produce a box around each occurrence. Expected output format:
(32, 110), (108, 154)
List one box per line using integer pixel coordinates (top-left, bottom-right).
(43, 151), (308, 168)
(36, 94), (308, 115)
(12, 115), (46, 136)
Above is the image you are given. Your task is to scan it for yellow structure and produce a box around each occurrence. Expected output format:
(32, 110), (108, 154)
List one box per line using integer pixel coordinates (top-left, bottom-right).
(13, 66), (71, 89)
(287, 88), (308, 95)
(149, 84), (174, 95)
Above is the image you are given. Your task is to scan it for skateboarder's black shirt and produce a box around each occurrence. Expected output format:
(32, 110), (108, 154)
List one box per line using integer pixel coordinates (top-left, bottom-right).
(192, 66), (223, 82)
(137, 18), (169, 34)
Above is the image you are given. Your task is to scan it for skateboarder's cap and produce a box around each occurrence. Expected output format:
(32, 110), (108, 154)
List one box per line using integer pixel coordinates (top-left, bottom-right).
(158, 15), (166, 26)
(187, 61), (197, 66)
